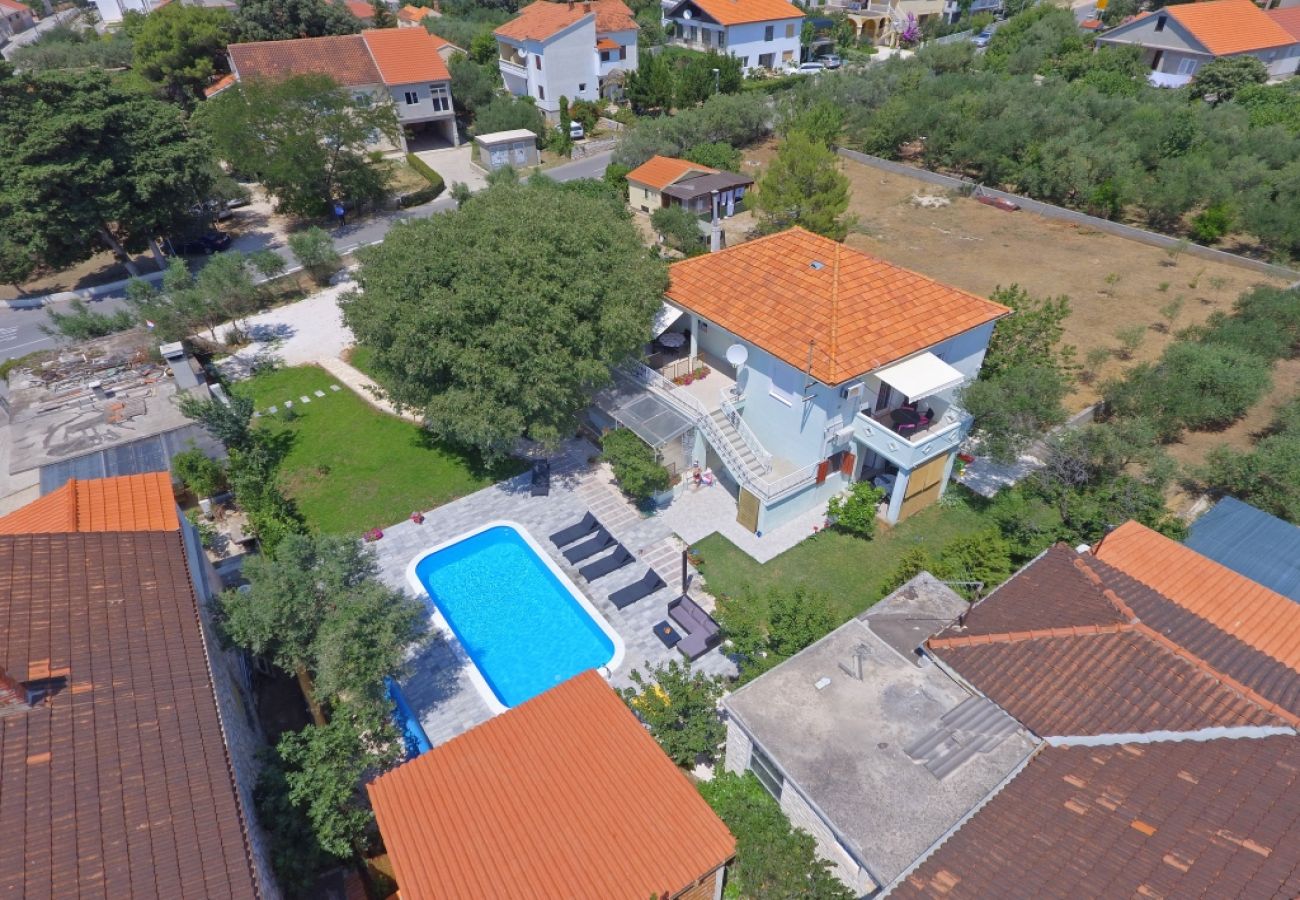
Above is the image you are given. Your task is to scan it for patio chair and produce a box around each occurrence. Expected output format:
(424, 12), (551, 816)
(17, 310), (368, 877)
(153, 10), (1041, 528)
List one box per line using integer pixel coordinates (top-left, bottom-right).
(549, 512), (598, 548)
(579, 545), (635, 582)
(530, 459), (550, 497)
(609, 569), (667, 610)
(562, 528), (615, 563)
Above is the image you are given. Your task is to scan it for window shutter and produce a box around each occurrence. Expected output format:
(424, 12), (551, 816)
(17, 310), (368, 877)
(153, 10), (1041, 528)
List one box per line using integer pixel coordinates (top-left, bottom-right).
(840, 452), (856, 476)
(816, 459), (830, 484)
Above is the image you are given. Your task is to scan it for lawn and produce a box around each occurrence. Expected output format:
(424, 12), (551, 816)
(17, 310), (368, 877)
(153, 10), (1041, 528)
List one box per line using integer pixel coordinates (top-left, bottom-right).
(241, 364), (522, 533)
(694, 489), (993, 624)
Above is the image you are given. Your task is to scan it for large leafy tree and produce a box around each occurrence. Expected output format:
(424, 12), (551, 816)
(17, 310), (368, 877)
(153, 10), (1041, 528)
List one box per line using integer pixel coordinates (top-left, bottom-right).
(755, 130), (852, 240)
(0, 63), (214, 284)
(341, 178), (667, 456)
(625, 49), (674, 114)
(673, 49), (742, 107)
(131, 3), (232, 106)
(231, 0), (359, 42)
(1189, 55), (1268, 106)
(620, 660), (725, 766)
(195, 74), (396, 217)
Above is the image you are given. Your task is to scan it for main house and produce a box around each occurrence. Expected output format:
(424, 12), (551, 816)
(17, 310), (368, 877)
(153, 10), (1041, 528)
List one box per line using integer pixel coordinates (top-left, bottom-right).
(626, 154), (753, 216)
(1096, 0), (1300, 87)
(662, 0), (804, 74)
(0, 473), (277, 898)
(0, 0), (35, 40)
(495, 0), (639, 115)
(369, 670), (735, 899)
(226, 27), (457, 151)
(636, 227), (1009, 536)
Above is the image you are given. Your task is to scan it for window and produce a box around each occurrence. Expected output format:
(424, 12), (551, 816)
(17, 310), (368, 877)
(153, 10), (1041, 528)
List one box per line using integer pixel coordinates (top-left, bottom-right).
(535, 54), (542, 69)
(782, 48), (794, 62)
(1154, 14), (1166, 31)
(537, 84), (545, 100)
(619, 45), (627, 59)
(600, 49), (611, 61)
(578, 82), (587, 92)
(764, 24), (774, 41)
(717, 33), (725, 48)
(430, 84), (450, 112)
(749, 745), (784, 799)
(769, 358), (799, 406)
(403, 90), (419, 105)
(739, 55), (749, 67)
(758, 52), (775, 69)
(785, 22), (795, 38)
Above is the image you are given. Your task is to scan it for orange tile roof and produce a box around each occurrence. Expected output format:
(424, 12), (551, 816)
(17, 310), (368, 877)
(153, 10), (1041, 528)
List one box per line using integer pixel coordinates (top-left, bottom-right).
(666, 228), (1011, 384)
(1268, 6), (1300, 41)
(1094, 521), (1300, 675)
(362, 27), (451, 83)
(596, 35), (620, 49)
(345, 0), (374, 19)
(626, 154), (718, 191)
(672, 0), (803, 27)
(0, 473), (179, 535)
(229, 34), (382, 87)
(1166, 0), (1296, 55)
(203, 72), (237, 97)
(367, 671), (735, 900)
(398, 3), (436, 23)
(496, 0), (635, 42)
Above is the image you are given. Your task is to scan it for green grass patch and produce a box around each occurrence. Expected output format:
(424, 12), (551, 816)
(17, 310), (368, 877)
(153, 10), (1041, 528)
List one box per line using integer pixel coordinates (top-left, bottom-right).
(240, 364), (522, 534)
(693, 489), (993, 623)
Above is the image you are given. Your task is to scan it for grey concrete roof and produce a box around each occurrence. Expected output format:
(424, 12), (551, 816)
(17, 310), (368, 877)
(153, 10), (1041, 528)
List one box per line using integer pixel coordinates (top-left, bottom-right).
(661, 171), (754, 201)
(723, 575), (1039, 888)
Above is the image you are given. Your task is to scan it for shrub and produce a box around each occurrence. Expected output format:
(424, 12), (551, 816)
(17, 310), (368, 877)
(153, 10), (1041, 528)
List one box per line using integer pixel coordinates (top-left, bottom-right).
(826, 481), (885, 538)
(716, 586), (840, 683)
(404, 153), (446, 193)
(287, 227), (342, 286)
(651, 205), (704, 256)
(1114, 324), (1146, 360)
(683, 140), (742, 172)
(600, 428), (671, 501)
(172, 447), (227, 499)
(619, 660), (724, 766)
(880, 545), (933, 595)
(1190, 201), (1234, 244)
(42, 299), (135, 340)
(1196, 398), (1300, 524)
(603, 162), (631, 200)
(931, 527), (1013, 599)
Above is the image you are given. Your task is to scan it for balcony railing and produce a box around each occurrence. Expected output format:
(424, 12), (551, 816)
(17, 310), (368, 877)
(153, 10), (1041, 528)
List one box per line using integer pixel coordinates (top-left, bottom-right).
(854, 405), (968, 471)
(719, 391), (773, 474)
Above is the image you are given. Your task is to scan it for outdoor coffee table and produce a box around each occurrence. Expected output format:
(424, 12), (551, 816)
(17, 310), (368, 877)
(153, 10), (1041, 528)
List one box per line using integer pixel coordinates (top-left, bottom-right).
(653, 620), (681, 649)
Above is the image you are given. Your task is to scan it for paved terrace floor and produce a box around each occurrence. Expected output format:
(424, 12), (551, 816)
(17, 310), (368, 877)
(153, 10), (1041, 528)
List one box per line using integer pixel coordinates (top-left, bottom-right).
(369, 441), (737, 750)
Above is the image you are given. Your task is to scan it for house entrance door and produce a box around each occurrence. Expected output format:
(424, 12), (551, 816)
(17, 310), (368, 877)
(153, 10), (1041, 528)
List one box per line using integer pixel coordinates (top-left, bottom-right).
(736, 488), (760, 533)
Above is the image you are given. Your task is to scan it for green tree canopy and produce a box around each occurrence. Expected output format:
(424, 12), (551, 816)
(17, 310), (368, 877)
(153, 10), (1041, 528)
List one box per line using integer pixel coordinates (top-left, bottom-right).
(448, 53), (499, 116)
(470, 94), (546, 137)
(1189, 55), (1268, 106)
(650, 204), (705, 256)
(195, 74), (396, 217)
(682, 140), (742, 171)
(231, 0), (359, 42)
(755, 130), (852, 239)
(0, 63), (214, 284)
(131, 3), (233, 105)
(341, 178), (667, 456)
(619, 660), (725, 766)
(626, 49), (674, 114)
(673, 49), (742, 107)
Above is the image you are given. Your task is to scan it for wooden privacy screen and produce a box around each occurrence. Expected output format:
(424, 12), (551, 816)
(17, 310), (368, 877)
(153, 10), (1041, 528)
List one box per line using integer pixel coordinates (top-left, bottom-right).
(898, 453), (949, 521)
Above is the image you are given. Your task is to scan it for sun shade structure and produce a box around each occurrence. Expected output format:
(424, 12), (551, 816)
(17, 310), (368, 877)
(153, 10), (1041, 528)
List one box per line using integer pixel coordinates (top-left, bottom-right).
(595, 369), (695, 447)
(873, 351), (965, 403)
(367, 670), (735, 900)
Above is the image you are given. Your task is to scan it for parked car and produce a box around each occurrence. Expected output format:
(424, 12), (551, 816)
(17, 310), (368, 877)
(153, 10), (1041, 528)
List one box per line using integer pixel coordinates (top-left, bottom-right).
(817, 53), (842, 69)
(171, 230), (232, 256)
(189, 199), (232, 222)
(569, 121), (585, 140)
(972, 27), (994, 48)
(794, 61), (825, 75)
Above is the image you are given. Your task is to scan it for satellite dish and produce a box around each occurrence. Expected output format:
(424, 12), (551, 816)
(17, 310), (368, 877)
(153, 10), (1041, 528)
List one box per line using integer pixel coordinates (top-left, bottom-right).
(682, 8), (692, 17)
(726, 344), (748, 368)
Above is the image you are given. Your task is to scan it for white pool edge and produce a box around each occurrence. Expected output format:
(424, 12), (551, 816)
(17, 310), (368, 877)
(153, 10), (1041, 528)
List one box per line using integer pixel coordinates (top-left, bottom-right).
(404, 519), (627, 717)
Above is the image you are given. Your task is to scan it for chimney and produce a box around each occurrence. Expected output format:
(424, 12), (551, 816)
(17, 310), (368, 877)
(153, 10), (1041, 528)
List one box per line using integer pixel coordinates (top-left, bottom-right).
(0, 667), (29, 714)
(584, 0), (591, 10)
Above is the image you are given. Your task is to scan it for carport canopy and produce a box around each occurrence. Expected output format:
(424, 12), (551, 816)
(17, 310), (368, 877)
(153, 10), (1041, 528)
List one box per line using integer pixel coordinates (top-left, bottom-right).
(874, 352), (965, 402)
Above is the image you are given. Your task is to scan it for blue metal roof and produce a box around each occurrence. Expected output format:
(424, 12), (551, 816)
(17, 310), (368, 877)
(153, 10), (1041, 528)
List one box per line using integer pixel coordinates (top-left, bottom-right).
(1185, 497), (1300, 603)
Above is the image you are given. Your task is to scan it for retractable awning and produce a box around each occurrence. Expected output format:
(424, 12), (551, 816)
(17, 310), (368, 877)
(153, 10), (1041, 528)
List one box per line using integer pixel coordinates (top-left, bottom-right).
(875, 352), (965, 402)
(652, 302), (685, 338)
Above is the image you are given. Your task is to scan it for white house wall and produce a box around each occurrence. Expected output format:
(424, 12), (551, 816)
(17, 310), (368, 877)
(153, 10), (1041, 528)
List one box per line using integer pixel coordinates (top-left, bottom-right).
(600, 26), (639, 76)
(388, 81), (454, 125)
(1097, 13), (1206, 55)
(502, 18), (601, 115)
(722, 18), (803, 72)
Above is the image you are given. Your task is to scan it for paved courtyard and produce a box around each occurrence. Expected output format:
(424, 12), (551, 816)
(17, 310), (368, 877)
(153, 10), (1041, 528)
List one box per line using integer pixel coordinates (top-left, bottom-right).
(370, 441), (737, 749)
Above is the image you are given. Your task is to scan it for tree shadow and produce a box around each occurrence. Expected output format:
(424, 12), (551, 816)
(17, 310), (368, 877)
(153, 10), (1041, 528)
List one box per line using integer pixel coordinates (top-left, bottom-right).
(410, 427), (528, 481)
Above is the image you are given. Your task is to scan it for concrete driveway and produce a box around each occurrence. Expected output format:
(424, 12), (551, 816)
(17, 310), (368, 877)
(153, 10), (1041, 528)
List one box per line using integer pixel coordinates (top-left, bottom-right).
(414, 145), (487, 193)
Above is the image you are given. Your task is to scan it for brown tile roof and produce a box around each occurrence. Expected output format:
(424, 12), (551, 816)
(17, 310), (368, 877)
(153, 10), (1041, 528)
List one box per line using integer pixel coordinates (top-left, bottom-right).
(892, 736), (1300, 899)
(626, 154), (718, 191)
(1094, 521), (1300, 677)
(0, 531), (260, 898)
(204, 72), (237, 97)
(1166, 0), (1296, 54)
(495, 0), (635, 42)
(927, 544), (1295, 736)
(674, 0), (803, 26)
(0, 473), (179, 535)
(344, 0), (374, 20)
(362, 27), (451, 83)
(665, 228), (1011, 384)
(367, 670), (735, 900)
(1269, 6), (1300, 40)
(229, 34), (382, 87)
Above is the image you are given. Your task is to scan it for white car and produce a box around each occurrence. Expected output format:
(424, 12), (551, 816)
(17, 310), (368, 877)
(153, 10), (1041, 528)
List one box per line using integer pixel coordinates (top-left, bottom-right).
(569, 121), (585, 140)
(794, 61), (825, 75)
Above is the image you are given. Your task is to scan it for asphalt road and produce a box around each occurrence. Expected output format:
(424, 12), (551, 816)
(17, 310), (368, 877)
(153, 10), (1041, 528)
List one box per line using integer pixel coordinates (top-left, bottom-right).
(0, 151), (613, 363)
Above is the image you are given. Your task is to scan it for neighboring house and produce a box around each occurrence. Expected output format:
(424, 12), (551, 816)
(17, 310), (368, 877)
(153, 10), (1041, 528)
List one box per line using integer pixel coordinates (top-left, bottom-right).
(662, 0), (804, 74)
(841, 0), (946, 48)
(495, 0), (639, 115)
(0, 0), (36, 39)
(1095, 0), (1300, 87)
(474, 127), (541, 170)
(626, 154), (754, 216)
(398, 3), (439, 26)
(633, 227), (1009, 534)
(344, 0), (374, 24)
(227, 27), (457, 151)
(1270, 5), (1300, 49)
(0, 473), (278, 898)
(723, 574), (1038, 895)
(368, 670), (736, 900)
(93, 0), (234, 25)
(941, 0), (1000, 24)
(1185, 496), (1300, 603)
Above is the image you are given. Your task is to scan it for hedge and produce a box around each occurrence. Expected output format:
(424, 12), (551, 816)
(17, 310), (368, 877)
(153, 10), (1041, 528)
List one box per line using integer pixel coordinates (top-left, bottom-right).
(402, 153), (446, 207)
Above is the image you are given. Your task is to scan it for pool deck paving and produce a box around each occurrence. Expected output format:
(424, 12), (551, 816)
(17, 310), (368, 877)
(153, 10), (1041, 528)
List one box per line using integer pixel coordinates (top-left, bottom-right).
(370, 441), (737, 750)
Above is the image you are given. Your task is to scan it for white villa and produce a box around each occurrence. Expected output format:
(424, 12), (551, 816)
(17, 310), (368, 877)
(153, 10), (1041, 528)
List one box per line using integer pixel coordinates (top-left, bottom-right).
(662, 0), (804, 73)
(495, 0), (639, 115)
(611, 228), (1010, 536)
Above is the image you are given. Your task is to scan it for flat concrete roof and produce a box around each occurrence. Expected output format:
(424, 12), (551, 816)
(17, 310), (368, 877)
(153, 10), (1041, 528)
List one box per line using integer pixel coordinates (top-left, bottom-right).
(723, 574), (1039, 889)
(473, 128), (538, 144)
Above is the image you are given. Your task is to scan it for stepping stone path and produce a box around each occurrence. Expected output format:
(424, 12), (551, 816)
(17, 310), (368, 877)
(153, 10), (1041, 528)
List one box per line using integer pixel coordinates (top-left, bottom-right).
(258, 385), (349, 417)
(284, 400), (292, 408)
(300, 395), (311, 403)
(314, 390), (326, 397)
(267, 405), (277, 413)
(329, 384), (341, 391)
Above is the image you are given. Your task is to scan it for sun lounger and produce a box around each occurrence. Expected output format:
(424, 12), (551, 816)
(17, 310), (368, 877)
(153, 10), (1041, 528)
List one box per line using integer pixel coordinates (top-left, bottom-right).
(669, 594), (722, 660)
(562, 528), (614, 563)
(579, 545), (634, 582)
(609, 569), (666, 609)
(550, 512), (598, 548)
(530, 459), (550, 497)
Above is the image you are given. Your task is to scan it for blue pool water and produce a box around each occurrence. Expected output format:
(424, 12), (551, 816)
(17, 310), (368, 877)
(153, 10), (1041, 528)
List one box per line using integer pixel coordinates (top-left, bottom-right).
(412, 525), (616, 708)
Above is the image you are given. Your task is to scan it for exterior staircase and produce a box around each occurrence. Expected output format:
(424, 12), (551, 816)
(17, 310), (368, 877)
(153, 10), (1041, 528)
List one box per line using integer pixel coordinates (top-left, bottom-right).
(708, 408), (767, 484)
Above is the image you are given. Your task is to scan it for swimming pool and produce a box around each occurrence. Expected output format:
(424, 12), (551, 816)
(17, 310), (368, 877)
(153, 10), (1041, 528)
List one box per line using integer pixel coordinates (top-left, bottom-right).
(407, 522), (624, 712)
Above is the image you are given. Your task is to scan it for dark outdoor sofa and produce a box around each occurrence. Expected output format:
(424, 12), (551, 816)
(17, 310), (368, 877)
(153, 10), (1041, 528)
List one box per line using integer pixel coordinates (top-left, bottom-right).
(669, 594), (721, 660)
